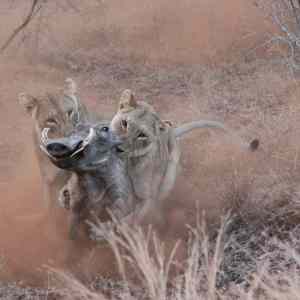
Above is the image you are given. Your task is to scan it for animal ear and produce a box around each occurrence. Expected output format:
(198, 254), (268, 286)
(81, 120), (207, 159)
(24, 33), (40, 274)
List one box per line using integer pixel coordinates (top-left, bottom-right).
(119, 89), (137, 110)
(64, 77), (77, 98)
(18, 93), (37, 114)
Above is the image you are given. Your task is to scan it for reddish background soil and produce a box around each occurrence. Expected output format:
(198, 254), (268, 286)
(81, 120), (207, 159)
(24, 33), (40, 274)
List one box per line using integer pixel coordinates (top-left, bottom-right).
(0, 0), (278, 286)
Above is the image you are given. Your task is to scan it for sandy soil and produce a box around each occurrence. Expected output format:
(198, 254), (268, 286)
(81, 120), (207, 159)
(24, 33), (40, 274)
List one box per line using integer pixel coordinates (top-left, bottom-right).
(0, 0), (291, 289)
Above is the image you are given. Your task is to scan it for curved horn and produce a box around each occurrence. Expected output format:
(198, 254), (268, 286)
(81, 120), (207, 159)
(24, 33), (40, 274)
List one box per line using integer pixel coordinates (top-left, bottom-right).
(83, 127), (96, 145)
(40, 128), (59, 160)
(70, 127), (96, 158)
(41, 128), (50, 145)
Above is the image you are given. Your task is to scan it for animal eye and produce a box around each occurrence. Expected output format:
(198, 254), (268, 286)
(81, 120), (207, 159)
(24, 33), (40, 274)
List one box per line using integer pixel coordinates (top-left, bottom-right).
(96, 126), (109, 135)
(101, 126), (109, 132)
(121, 120), (128, 130)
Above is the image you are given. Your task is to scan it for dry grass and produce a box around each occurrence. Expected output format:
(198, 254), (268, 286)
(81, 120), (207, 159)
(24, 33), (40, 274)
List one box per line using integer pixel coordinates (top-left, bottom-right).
(2, 58), (300, 298)
(50, 96), (300, 299)
(49, 205), (300, 300)
(3, 206), (300, 300)
(2, 2), (300, 299)
(3, 49), (300, 300)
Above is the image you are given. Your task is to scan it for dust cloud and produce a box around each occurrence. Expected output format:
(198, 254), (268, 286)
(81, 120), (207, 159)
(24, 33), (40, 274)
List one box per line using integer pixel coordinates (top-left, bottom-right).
(0, 0), (270, 286)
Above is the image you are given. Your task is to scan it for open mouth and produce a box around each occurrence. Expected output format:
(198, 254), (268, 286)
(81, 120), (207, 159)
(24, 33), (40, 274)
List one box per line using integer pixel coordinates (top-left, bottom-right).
(40, 140), (85, 161)
(40, 127), (94, 161)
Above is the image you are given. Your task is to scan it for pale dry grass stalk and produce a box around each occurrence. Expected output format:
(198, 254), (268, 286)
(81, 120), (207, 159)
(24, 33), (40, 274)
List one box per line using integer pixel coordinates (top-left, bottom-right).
(87, 213), (236, 300)
(50, 208), (300, 300)
(49, 268), (108, 300)
(89, 216), (180, 300)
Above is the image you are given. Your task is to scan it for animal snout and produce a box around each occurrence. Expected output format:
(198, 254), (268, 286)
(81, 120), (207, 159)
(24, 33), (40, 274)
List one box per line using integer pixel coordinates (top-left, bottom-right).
(46, 142), (71, 157)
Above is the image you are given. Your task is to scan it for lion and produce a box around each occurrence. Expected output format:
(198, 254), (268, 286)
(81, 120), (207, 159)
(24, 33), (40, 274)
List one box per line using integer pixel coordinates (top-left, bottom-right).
(109, 89), (259, 223)
(41, 88), (259, 238)
(18, 78), (89, 209)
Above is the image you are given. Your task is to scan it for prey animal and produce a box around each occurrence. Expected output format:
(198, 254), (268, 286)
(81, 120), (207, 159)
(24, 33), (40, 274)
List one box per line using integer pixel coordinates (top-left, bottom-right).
(40, 122), (136, 239)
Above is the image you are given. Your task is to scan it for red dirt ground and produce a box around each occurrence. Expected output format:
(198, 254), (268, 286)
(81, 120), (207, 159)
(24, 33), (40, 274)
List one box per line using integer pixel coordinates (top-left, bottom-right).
(0, 0), (276, 286)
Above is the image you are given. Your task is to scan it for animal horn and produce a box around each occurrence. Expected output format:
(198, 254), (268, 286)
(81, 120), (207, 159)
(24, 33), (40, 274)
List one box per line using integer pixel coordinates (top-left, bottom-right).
(41, 128), (50, 145)
(40, 127), (58, 160)
(83, 127), (96, 145)
(70, 127), (96, 157)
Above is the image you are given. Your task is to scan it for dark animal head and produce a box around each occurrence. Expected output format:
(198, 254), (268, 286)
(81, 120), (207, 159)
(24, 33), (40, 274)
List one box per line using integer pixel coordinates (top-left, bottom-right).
(40, 122), (122, 171)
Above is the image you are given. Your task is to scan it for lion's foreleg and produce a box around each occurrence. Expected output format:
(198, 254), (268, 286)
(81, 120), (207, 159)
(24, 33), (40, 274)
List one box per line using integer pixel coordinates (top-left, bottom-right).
(158, 134), (181, 201)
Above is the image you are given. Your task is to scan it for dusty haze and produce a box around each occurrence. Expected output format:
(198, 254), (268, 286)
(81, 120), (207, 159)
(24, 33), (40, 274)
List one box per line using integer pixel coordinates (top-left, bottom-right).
(0, 0), (291, 287)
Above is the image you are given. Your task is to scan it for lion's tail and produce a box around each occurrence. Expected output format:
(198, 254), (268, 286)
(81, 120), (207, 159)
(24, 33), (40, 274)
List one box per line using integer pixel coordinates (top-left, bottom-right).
(174, 120), (259, 151)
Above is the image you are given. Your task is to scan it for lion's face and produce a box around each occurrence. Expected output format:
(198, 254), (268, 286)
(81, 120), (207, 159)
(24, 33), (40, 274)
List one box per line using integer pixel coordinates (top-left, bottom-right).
(111, 109), (157, 157)
(19, 92), (76, 140)
(110, 89), (169, 158)
(110, 89), (178, 208)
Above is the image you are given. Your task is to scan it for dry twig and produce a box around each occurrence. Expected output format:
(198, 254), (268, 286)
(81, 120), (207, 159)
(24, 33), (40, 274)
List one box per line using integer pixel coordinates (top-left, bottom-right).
(0, 0), (43, 54)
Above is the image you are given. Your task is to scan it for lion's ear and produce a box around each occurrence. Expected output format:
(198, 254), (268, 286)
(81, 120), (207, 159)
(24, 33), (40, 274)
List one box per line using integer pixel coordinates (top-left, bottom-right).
(64, 77), (77, 98)
(119, 89), (137, 110)
(18, 93), (38, 115)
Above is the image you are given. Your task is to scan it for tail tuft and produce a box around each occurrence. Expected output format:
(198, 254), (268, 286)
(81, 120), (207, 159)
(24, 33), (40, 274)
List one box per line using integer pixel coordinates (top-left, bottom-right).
(249, 139), (259, 151)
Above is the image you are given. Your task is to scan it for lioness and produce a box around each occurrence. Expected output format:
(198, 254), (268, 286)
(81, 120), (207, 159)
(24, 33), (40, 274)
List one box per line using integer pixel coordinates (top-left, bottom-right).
(109, 89), (259, 222)
(18, 78), (89, 209)
(40, 122), (136, 239)
(45, 89), (258, 235)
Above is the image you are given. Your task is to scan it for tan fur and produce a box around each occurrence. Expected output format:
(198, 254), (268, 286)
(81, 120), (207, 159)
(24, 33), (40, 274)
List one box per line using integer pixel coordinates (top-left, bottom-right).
(58, 173), (94, 240)
(110, 89), (259, 224)
(56, 88), (259, 235)
(110, 90), (181, 224)
(18, 78), (88, 210)
(57, 89), (168, 234)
